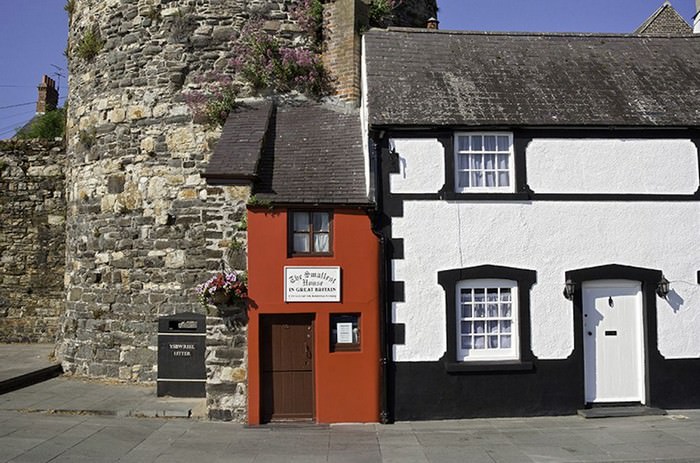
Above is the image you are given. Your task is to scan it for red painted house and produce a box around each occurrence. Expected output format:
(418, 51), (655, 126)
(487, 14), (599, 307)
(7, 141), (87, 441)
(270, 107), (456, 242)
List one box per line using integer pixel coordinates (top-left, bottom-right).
(205, 100), (380, 424)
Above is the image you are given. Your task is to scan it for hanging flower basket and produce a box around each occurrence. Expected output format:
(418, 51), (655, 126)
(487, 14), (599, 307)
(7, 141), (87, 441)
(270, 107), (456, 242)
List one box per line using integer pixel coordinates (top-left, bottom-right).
(211, 289), (231, 305)
(196, 271), (248, 308)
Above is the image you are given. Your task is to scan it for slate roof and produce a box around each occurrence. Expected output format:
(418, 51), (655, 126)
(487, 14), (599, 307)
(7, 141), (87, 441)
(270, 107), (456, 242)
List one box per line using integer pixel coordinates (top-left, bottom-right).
(364, 28), (700, 128)
(204, 101), (273, 181)
(635, 1), (692, 35)
(206, 100), (369, 205)
(254, 102), (368, 204)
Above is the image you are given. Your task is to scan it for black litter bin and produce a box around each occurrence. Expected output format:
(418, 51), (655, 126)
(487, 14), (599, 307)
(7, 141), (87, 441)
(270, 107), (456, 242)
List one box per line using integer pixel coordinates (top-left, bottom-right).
(157, 312), (206, 397)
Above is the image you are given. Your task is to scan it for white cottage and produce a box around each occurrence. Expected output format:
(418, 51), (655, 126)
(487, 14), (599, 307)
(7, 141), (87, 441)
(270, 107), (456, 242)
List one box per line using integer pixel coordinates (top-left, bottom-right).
(362, 27), (700, 419)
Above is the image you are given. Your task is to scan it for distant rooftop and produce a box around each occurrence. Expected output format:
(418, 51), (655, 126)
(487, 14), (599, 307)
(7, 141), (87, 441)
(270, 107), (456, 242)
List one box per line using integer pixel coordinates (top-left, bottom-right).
(635, 1), (692, 35)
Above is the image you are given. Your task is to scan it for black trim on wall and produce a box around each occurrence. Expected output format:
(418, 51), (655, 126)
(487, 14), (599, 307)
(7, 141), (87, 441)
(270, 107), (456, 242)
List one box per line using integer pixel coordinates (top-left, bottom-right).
(390, 192), (700, 202)
(392, 324), (405, 345)
(373, 132), (399, 422)
(389, 238), (404, 260)
(390, 281), (405, 303)
(437, 265), (537, 372)
(437, 134), (454, 197)
(697, 270), (700, 285)
(393, 359), (580, 420)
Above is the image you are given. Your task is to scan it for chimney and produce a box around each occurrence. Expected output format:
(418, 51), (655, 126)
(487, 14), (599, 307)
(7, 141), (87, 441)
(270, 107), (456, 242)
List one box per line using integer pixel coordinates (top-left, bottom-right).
(322, 0), (369, 105)
(695, 0), (700, 33)
(426, 17), (439, 30)
(36, 75), (58, 114)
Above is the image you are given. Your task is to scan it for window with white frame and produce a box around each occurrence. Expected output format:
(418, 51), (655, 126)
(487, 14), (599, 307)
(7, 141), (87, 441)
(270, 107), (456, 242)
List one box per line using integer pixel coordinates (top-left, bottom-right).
(456, 279), (519, 361)
(455, 133), (513, 192)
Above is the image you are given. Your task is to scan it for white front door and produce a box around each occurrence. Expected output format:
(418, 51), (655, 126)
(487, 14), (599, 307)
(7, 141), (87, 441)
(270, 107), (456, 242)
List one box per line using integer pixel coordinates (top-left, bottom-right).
(583, 280), (645, 404)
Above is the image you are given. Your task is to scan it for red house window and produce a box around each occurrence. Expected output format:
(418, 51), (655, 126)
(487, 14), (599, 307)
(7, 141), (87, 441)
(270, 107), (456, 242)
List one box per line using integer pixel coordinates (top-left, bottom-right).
(290, 211), (332, 256)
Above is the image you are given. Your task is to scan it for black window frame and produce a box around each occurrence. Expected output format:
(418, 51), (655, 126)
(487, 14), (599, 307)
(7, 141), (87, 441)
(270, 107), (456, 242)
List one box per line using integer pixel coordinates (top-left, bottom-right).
(438, 264), (536, 372)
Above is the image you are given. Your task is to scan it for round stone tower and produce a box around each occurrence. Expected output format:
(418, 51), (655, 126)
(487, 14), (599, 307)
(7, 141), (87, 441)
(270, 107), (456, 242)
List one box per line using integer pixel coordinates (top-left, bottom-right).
(60, 0), (437, 421)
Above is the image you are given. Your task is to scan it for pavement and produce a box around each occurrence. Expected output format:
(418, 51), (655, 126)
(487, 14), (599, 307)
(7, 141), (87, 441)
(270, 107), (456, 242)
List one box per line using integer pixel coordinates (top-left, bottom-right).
(0, 344), (62, 394)
(2, 344), (700, 462)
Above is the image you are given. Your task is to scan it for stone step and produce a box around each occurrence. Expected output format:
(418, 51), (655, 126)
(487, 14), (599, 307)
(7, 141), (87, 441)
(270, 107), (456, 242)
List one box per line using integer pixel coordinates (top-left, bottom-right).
(578, 405), (666, 419)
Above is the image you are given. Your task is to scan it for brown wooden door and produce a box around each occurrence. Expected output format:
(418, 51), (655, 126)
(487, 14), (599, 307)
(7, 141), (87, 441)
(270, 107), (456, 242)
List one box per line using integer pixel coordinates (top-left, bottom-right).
(261, 314), (314, 422)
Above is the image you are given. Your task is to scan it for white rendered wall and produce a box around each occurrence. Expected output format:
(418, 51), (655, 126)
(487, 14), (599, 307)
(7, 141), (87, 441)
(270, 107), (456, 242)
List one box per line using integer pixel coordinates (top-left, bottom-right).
(389, 138), (445, 193)
(527, 139), (699, 194)
(389, 138), (700, 362)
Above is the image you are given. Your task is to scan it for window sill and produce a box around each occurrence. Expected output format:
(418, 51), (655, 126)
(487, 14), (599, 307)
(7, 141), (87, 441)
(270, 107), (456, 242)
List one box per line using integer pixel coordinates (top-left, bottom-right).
(439, 191), (530, 201)
(445, 360), (534, 373)
(289, 253), (334, 258)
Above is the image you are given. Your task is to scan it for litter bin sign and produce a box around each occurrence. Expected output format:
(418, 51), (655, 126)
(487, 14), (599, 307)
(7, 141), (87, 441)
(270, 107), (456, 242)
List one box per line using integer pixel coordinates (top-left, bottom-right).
(157, 312), (206, 397)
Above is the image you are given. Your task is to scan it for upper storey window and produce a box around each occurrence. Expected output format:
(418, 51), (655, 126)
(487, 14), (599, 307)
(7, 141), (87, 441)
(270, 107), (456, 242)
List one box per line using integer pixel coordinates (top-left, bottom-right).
(455, 133), (514, 192)
(290, 211), (332, 256)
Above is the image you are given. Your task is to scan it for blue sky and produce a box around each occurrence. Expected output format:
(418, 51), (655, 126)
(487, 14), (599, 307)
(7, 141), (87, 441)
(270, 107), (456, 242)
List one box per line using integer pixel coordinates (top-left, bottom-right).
(0, 0), (697, 139)
(0, 1), (68, 139)
(438, 0), (697, 32)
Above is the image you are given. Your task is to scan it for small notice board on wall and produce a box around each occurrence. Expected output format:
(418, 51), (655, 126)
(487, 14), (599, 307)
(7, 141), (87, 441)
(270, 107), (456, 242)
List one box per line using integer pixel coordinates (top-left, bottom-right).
(284, 266), (341, 302)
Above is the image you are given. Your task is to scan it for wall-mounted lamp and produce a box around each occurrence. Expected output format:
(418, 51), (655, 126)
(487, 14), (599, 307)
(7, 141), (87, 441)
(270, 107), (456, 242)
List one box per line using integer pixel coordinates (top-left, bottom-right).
(656, 276), (670, 299)
(563, 279), (575, 300)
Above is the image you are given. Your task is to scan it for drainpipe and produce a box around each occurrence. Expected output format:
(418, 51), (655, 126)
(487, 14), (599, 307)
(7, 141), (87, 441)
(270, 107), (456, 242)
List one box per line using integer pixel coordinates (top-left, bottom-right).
(369, 131), (391, 424)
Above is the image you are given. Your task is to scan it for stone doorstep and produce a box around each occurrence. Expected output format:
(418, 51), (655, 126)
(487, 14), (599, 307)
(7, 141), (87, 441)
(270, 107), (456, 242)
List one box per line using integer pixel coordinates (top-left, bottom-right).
(577, 405), (667, 419)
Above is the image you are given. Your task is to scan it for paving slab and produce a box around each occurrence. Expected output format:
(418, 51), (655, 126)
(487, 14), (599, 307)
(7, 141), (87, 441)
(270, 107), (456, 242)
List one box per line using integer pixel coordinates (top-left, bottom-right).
(0, 409), (699, 462)
(0, 376), (205, 419)
(2, 376), (700, 462)
(0, 344), (57, 383)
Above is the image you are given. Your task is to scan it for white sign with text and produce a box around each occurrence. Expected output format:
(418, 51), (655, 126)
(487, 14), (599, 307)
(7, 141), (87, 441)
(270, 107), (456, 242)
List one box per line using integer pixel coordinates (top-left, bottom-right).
(284, 266), (341, 302)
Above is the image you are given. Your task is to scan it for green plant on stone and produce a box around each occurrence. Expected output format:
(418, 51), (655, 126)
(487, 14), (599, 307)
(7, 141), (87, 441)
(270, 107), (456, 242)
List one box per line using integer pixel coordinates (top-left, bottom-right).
(64, 0), (76, 22)
(238, 214), (247, 231)
(368, 0), (402, 27)
(145, 2), (161, 22)
(204, 84), (239, 127)
(231, 20), (330, 97)
(183, 73), (240, 127)
(15, 108), (65, 140)
(75, 28), (105, 61)
(171, 8), (194, 42)
(246, 195), (272, 209)
(290, 0), (324, 46)
(79, 127), (96, 148)
(228, 236), (245, 253)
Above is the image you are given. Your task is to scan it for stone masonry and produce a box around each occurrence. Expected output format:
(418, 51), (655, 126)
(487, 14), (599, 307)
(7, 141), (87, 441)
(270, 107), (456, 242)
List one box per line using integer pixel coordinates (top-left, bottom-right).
(60, 0), (268, 422)
(0, 139), (66, 343)
(59, 0), (436, 422)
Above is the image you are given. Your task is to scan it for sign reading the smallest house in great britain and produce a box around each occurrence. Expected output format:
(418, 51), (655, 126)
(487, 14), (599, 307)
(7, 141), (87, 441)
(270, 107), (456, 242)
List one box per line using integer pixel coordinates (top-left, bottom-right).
(285, 266), (341, 302)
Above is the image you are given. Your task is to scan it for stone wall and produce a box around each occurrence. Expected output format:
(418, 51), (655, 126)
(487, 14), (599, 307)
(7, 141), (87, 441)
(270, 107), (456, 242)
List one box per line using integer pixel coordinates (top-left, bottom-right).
(0, 139), (66, 343)
(60, 1), (263, 420)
